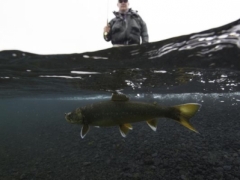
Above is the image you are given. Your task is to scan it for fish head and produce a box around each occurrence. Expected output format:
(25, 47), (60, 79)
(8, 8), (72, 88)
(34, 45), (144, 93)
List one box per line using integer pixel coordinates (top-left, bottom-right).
(65, 108), (83, 124)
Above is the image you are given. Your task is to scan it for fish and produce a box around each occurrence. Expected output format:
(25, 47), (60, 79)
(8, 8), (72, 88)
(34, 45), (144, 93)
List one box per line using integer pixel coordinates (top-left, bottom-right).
(65, 93), (201, 138)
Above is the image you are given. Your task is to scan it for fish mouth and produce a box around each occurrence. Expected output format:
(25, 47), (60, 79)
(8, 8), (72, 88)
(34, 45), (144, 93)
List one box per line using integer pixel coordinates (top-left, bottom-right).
(65, 112), (72, 123)
(65, 112), (68, 118)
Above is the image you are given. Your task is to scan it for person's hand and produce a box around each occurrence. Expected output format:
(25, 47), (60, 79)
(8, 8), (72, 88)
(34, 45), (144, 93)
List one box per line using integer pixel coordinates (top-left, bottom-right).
(103, 25), (110, 35)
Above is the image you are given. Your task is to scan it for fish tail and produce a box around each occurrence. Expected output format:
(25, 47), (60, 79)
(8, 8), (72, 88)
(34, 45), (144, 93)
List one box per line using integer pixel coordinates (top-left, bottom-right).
(170, 103), (201, 133)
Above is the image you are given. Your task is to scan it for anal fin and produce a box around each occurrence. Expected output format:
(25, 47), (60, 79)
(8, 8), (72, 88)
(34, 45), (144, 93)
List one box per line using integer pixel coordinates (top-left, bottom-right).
(81, 124), (90, 139)
(147, 119), (158, 131)
(119, 123), (133, 137)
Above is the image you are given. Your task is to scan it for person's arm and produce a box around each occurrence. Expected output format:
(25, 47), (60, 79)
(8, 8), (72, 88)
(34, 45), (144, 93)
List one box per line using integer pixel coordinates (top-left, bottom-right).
(103, 25), (111, 42)
(139, 17), (149, 43)
(103, 20), (113, 42)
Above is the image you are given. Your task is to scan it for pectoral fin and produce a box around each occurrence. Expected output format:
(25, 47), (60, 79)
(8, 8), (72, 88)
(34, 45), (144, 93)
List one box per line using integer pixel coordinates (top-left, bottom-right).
(80, 124), (90, 139)
(119, 124), (133, 137)
(147, 119), (158, 131)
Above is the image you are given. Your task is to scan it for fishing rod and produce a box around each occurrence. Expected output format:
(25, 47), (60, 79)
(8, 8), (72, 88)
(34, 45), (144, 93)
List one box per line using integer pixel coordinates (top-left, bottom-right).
(106, 0), (109, 25)
(104, 0), (109, 36)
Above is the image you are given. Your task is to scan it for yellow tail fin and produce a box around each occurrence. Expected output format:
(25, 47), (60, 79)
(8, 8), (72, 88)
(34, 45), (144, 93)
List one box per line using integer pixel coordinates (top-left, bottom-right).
(172, 103), (201, 133)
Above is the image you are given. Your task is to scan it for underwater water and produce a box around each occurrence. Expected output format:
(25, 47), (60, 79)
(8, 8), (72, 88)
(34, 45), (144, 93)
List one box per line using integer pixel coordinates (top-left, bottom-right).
(1, 19), (240, 179)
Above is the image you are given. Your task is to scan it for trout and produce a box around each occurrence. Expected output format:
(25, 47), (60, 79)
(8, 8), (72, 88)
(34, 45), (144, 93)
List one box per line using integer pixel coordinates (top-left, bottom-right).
(65, 94), (201, 138)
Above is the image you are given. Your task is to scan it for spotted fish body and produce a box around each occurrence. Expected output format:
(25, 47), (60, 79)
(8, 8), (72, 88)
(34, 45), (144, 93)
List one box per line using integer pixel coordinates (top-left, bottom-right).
(65, 94), (201, 138)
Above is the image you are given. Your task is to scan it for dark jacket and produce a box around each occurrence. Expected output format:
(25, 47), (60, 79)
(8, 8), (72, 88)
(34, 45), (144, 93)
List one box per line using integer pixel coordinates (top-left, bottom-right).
(104, 8), (149, 45)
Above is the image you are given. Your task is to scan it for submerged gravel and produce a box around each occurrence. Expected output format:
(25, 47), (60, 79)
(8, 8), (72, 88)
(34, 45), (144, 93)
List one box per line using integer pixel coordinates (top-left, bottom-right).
(0, 95), (240, 179)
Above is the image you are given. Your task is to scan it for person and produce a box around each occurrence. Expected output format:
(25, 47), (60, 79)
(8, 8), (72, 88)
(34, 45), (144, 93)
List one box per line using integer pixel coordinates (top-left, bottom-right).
(103, 0), (149, 46)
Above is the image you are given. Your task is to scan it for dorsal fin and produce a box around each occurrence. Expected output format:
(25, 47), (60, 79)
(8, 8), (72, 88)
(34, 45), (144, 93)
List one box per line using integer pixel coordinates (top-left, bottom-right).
(111, 93), (129, 101)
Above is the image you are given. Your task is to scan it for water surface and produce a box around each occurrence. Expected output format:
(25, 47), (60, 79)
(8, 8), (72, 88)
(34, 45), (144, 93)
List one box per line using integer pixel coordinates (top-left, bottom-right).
(0, 18), (240, 179)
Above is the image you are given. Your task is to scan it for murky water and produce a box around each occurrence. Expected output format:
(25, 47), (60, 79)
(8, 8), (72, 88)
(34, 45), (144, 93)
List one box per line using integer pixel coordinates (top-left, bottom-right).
(0, 19), (240, 179)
